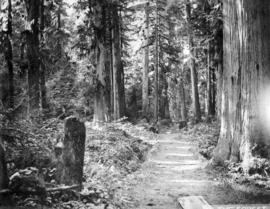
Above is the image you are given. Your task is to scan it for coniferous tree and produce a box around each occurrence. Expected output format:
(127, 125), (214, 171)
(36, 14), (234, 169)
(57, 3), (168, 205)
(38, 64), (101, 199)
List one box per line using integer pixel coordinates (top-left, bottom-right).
(24, 0), (41, 116)
(185, 0), (201, 123)
(1, 0), (14, 109)
(214, 0), (270, 167)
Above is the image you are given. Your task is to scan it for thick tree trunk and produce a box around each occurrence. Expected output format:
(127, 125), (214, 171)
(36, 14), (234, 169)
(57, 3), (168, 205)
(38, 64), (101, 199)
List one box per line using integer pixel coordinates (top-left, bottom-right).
(109, 33), (114, 118)
(206, 41), (216, 117)
(104, 6), (113, 119)
(24, 0), (41, 116)
(159, 66), (167, 119)
(93, 4), (111, 124)
(112, 4), (125, 120)
(94, 41), (110, 123)
(216, 55), (223, 119)
(119, 61), (126, 116)
(118, 10), (126, 117)
(129, 87), (138, 119)
(189, 38), (201, 122)
(213, 0), (270, 168)
(179, 67), (187, 122)
(142, 2), (150, 118)
(40, 62), (47, 110)
(186, 1), (201, 122)
(2, 37), (14, 110)
(1, 0), (14, 109)
(39, 0), (48, 110)
(168, 70), (186, 123)
(56, 117), (86, 188)
(154, 0), (159, 122)
(168, 75), (178, 122)
(57, 5), (62, 58)
(158, 49), (170, 119)
(215, 17), (223, 119)
(5, 37), (14, 109)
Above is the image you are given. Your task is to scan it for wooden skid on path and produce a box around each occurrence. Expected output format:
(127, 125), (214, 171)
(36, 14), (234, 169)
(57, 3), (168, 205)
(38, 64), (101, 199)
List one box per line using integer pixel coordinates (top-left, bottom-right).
(178, 196), (213, 209)
(178, 196), (270, 209)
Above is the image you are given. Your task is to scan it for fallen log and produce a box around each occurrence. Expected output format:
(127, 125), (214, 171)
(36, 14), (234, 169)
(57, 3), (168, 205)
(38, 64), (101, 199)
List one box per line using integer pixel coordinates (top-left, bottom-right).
(0, 184), (80, 195)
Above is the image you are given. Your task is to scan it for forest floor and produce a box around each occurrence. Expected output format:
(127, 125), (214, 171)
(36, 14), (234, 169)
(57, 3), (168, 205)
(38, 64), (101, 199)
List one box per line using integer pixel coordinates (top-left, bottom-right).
(124, 125), (270, 209)
(3, 120), (270, 209)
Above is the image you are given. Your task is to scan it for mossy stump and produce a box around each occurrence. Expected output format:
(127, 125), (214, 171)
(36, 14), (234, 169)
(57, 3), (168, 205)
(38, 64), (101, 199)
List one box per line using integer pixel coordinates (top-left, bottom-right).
(0, 137), (10, 205)
(56, 117), (86, 188)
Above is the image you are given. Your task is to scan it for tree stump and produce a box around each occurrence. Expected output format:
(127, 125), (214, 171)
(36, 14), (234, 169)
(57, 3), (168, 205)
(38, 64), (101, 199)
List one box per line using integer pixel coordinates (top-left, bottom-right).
(0, 137), (10, 205)
(56, 117), (86, 188)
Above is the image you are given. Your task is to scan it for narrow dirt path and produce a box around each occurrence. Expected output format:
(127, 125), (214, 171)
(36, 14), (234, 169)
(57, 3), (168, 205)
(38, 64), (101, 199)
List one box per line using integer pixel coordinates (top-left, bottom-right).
(128, 129), (269, 209)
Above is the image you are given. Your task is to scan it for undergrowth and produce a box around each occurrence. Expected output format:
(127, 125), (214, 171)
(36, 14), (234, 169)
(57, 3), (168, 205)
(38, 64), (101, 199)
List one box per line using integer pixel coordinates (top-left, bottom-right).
(186, 121), (270, 192)
(184, 121), (220, 159)
(2, 117), (153, 209)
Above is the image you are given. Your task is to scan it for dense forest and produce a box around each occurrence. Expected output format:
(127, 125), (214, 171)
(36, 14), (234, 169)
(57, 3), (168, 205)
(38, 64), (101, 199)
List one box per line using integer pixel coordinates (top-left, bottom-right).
(1, 0), (270, 208)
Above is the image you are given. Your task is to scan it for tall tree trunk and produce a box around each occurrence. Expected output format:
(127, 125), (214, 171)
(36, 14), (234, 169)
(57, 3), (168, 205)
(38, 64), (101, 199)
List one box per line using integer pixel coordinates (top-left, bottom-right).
(142, 2), (150, 118)
(159, 71), (170, 119)
(206, 41), (216, 117)
(104, 6), (113, 119)
(179, 67), (187, 122)
(118, 9), (126, 117)
(57, 3), (62, 58)
(24, 0), (41, 116)
(94, 41), (110, 123)
(119, 61), (126, 116)
(215, 17), (223, 119)
(158, 50), (169, 119)
(39, 0), (48, 110)
(4, 38), (14, 109)
(216, 53), (223, 118)
(1, 0), (14, 109)
(213, 0), (270, 168)
(109, 29), (114, 119)
(129, 87), (138, 119)
(154, 0), (159, 122)
(111, 4), (124, 120)
(93, 4), (111, 124)
(186, 1), (201, 122)
(167, 76), (177, 122)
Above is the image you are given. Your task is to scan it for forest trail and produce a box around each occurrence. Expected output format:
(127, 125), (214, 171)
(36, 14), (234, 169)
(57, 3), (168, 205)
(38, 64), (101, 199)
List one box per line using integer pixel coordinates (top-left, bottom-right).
(129, 128), (258, 209)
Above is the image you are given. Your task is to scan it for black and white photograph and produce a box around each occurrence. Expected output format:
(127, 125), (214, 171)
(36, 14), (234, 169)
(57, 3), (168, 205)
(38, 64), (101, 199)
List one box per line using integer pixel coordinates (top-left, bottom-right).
(1, 0), (270, 208)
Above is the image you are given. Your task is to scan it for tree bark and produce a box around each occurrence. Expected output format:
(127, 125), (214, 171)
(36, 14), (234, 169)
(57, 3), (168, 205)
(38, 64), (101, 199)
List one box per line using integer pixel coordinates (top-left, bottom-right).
(179, 67), (187, 122)
(215, 16), (223, 119)
(118, 10), (126, 117)
(39, 0), (48, 110)
(213, 0), (270, 168)
(56, 117), (86, 188)
(206, 41), (216, 117)
(24, 0), (41, 116)
(186, 1), (201, 122)
(57, 2), (62, 58)
(94, 41), (111, 123)
(129, 87), (138, 119)
(93, 3), (111, 124)
(112, 4), (124, 120)
(142, 2), (150, 118)
(119, 61), (126, 116)
(1, 0), (14, 109)
(154, 0), (159, 122)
